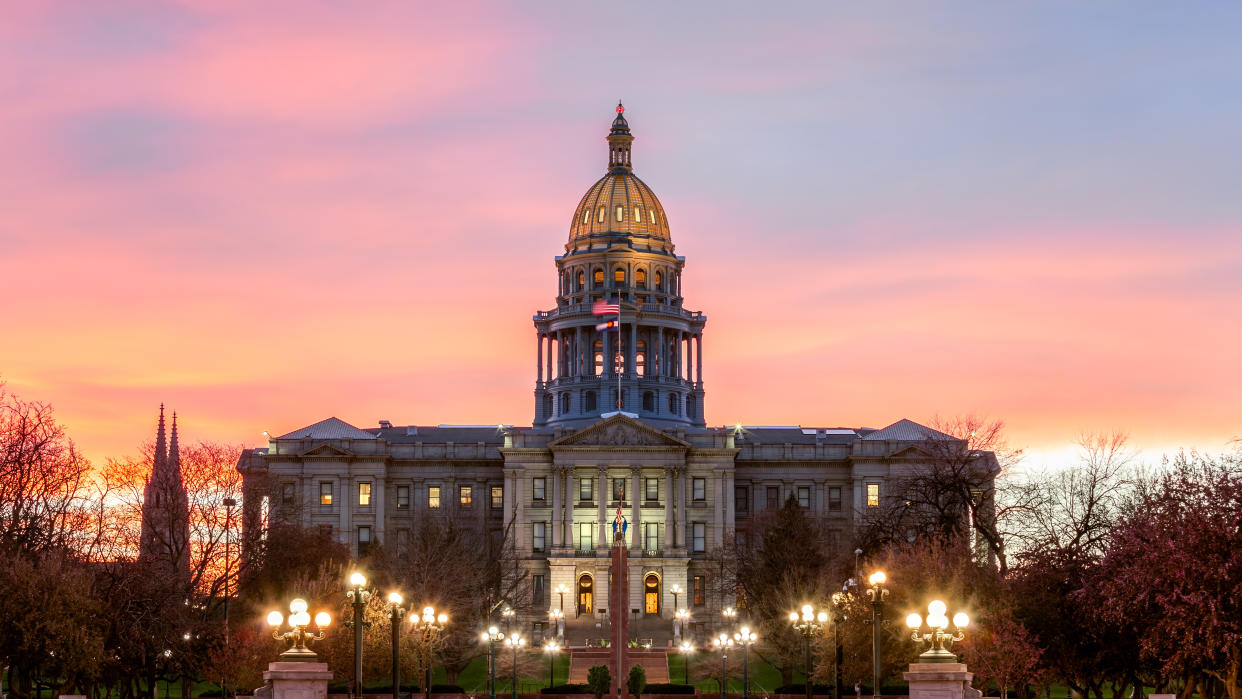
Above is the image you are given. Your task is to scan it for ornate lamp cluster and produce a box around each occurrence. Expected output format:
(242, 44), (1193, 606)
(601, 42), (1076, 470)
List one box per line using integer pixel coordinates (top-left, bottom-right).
(266, 598), (331, 661)
(789, 604), (829, 699)
(906, 600), (969, 663)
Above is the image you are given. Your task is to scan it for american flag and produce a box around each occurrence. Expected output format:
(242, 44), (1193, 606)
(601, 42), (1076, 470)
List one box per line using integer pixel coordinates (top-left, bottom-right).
(593, 300), (620, 316)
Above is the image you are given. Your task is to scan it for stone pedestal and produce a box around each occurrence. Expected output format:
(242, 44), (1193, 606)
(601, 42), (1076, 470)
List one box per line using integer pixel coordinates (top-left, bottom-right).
(903, 663), (979, 699)
(262, 661), (333, 699)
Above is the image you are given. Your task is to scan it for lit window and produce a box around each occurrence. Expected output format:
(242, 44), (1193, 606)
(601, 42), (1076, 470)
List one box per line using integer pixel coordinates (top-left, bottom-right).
(576, 270), (585, 291)
(867, 483), (880, 507)
(580, 478), (593, 502)
(636, 269), (646, 289)
(582, 210), (589, 224)
(358, 482), (372, 507)
(829, 487), (842, 512)
(634, 207), (641, 221)
(692, 478), (706, 501)
(428, 486), (441, 509)
(616, 206), (623, 222)
(578, 522), (594, 550)
(646, 478), (658, 501)
(533, 477), (546, 501)
(655, 270), (663, 290)
(645, 522), (658, 550)
(320, 482), (333, 506)
(649, 210), (657, 224)
(460, 485), (473, 507)
(397, 486), (410, 510)
(491, 485), (503, 508)
(692, 522), (705, 552)
(614, 268), (625, 285)
(797, 486), (810, 508)
(533, 522), (546, 552)
(594, 339), (604, 376)
(598, 207), (605, 223)
(593, 268), (604, 287)
(693, 575), (705, 605)
(358, 526), (371, 546)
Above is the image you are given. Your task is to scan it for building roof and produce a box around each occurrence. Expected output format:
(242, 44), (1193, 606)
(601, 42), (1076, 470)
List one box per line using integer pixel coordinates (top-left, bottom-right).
(732, 426), (859, 446)
(860, 418), (955, 442)
(276, 417), (377, 440)
(373, 425), (506, 444)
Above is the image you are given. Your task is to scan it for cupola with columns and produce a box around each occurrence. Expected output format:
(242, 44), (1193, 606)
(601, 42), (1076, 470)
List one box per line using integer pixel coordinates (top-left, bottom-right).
(533, 103), (706, 428)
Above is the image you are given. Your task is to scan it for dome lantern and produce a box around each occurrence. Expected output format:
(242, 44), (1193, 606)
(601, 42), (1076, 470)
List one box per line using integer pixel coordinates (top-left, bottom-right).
(608, 101), (633, 172)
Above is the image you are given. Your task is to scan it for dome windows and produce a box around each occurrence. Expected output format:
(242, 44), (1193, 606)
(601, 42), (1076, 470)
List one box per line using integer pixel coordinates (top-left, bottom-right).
(634, 207), (641, 222)
(636, 269), (647, 289)
(655, 270), (663, 291)
(614, 268), (626, 286)
(582, 210), (590, 225)
(649, 210), (656, 224)
(593, 268), (604, 287)
(615, 206), (624, 222)
(576, 270), (585, 291)
(597, 207), (606, 223)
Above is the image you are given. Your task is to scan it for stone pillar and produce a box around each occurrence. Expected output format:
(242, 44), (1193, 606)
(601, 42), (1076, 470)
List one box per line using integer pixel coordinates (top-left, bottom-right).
(629, 322), (638, 379)
(677, 468), (687, 548)
(713, 472), (724, 548)
(903, 663), (977, 699)
(537, 333), (543, 384)
(338, 477), (349, 550)
(696, 333), (703, 384)
(664, 469), (674, 551)
(375, 476), (385, 545)
(263, 661), (332, 699)
(630, 467), (641, 551)
(687, 333), (694, 386)
(512, 476), (524, 549)
(724, 470), (735, 536)
(596, 467), (607, 548)
(302, 478), (313, 528)
(546, 334), (553, 383)
(551, 467), (562, 548)
(575, 326), (583, 377)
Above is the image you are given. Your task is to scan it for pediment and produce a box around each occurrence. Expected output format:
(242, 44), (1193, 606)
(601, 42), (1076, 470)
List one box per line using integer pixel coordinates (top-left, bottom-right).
(549, 415), (690, 449)
(887, 444), (931, 460)
(299, 442), (355, 457)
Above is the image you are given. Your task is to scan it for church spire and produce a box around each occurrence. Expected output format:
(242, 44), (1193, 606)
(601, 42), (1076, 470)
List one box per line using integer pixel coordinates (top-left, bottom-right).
(168, 411), (180, 478)
(154, 403), (168, 472)
(607, 101), (633, 173)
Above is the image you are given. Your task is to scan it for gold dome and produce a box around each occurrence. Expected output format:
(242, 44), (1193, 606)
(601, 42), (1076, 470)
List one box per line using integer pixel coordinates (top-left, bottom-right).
(567, 103), (672, 250)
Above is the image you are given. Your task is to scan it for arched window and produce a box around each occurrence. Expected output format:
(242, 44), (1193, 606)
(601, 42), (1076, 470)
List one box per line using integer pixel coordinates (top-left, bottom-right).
(576, 270), (585, 291)
(577, 573), (594, 614)
(636, 340), (646, 377)
(593, 268), (604, 288)
(560, 393), (570, 415)
(594, 339), (604, 377)
(668, 393), (678, 415)
(614, 268), (625, 286)
(636, 269), (647, 289)
(687, 395), (696, 419)
(642, 391), (654, 412)
(585, 391), (597, 412)
(655, 270), (663, 291)
(644, 573), (660, 614)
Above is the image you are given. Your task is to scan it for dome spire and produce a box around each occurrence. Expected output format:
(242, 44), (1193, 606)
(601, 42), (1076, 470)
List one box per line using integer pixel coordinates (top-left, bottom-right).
(607, 101), (633, 173)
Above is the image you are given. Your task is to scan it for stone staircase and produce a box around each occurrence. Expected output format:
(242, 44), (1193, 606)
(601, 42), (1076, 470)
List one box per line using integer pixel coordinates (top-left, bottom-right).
(566, 649), (670, 684)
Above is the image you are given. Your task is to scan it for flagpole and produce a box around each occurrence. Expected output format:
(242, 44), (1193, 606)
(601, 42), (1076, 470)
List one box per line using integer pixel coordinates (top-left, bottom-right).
(616, 308), (622, 410)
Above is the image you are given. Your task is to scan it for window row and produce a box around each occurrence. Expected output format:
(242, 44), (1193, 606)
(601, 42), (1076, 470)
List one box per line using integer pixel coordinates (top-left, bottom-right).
(548, 388), (696, 418)
(304, 482), (504, 510)
(581, 205), (660, 226)
(562, 266), (677, 295)
(732, 484), (873, 513)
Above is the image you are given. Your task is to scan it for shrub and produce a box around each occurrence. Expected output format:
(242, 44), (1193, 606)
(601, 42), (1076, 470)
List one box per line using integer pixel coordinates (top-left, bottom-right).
(627, 665), (647, 698)
(587, 665), (612, 699)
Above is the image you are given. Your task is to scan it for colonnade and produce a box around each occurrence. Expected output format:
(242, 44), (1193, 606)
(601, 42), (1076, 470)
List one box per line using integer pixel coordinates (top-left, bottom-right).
(535, 327), (704, 384)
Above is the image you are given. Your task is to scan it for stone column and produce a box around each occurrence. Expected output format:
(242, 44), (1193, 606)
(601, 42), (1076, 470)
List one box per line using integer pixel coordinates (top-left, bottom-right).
(696, 333), (703, 384)
(723, 470), (735, 536)
(596, 467), (607, 548)
(687, 333), (694, 386)
(575, 326), (583, 377)
(677, 468), (687, 548)
(504, 470), (516, 528)
(713, 472), (724, 548)
(338, 477), (349, 547)
(512, 476), (524, 549)
(551, 467), (562, 548)
(375, 476), (385, 545)
(630, 467), (641, 551)
(536, 333), (543, 385)
(629, 322), (638, 379)
(302, 478), (313, 528)
(656, 326), (664, 378)
(546, 334), (553, 383)
(664, 469), (674, 551)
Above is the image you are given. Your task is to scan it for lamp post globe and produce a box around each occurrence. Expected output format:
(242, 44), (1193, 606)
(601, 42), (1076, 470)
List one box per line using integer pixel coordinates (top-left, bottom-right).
(865, 572), (890, 699)
(345, 573), (371, 699)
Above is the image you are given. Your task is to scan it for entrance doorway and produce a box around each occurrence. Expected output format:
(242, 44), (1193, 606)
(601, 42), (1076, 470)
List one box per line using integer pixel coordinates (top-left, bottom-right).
(577, 573), (593, 616)
(644, 573), (660, 615)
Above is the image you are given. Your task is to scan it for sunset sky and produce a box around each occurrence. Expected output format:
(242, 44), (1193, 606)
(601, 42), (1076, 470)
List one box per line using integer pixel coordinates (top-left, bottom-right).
(2, 2), (1239, 469)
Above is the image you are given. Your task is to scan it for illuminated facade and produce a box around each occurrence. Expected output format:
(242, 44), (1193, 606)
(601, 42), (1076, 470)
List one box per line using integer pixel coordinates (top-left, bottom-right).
(237, 105), (993, 642)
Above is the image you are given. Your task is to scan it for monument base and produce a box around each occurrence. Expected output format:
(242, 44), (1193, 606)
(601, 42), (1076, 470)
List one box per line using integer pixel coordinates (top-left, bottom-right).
(262, 661), (333, 699)
(903, 663), (980, 699)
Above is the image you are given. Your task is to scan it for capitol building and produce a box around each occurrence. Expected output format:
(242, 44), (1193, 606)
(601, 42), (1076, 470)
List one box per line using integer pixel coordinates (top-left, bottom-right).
(237, 104), (991, 642)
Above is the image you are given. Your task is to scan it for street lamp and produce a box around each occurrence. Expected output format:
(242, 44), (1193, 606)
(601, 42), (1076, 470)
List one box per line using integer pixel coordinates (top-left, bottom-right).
(711, 634), (733, 699)
(501, 606), (515, 633)
(411, 606), (448, 699)
(346, 573), (372, 699)
(549, 609), (564, 641)
(732, 627), (757, 699)
(865, 571), (889, 699)
(266, 598), (331, 661)
(222, 496), (237, 699)
(789, 604), (829, 699)
(905, 601), (969, 663)
(504, 634), (526, 699)
(671, 584), (683, 610)
(482, 626), (505, 699)
(555, 584), (570, 612)
(678, 641), (694, 686)
(543, 640), (560, 689)
(830, 591), (848, 699)
(675, 608), (690, 643)
(387, 593), (406, 699)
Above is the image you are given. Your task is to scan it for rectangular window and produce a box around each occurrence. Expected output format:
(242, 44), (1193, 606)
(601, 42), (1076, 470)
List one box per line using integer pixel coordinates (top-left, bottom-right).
(797, 486), (810, 508)
(693, 575), (705, 606)
(867, 483), (880, 508)
(692, 522), (705, 552)
(580, 478), (593, 502)
(428, 486), (441, 509)
(491, 485), (503, 509)
(735, 486), (749, 514)
(281, 483), (294, 506)
(397, 486), (410, 510)
(533, 477), (546, 501)
(578, 522), (594, 550)
(533, 574), (545, 605)
(532, 522), (546, 552)
(358, 526), (371, 553)
(613, 478), (626, 502)
(615, 205), (624, 222)
(766, 486), (779, 510)
(828, 487), (842, 512)
(358, 482), (372, 507)
(692, 478), (706, 501)
(320, 482), (333, 506)
(459, 485), (473, 507)
(644, 522), (658, 550)
(598, 207), (605, 223)
(646, 478), (659, 501)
